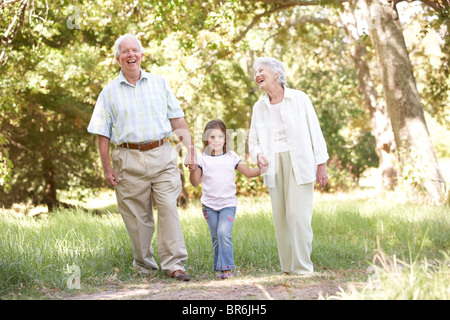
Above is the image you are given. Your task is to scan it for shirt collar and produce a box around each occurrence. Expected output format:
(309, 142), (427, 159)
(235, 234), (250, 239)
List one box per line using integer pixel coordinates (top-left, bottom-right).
(203, 151), (227, 157)
(119, 68), (149, 85)
(262, 86), (294, 107)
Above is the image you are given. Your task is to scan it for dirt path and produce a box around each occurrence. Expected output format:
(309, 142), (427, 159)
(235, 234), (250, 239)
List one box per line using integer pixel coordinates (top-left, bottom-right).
(65, 270), (365, 300)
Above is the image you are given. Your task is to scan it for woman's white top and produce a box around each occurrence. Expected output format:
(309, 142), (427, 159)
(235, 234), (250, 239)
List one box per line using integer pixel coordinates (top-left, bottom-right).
(269, 100), (290, 153)
(249, 87), (329, 188)
(198, 151), (241, 210)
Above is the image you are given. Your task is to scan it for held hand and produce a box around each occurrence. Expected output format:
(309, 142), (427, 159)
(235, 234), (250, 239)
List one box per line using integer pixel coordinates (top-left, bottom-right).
(257, 153), (269, 172)
(187, 163), (198, 172)
(259, 164), (268, 174)
(104, 166), (119, 187)
(316, 163), (328, 189)
(184, 150), (198, 172)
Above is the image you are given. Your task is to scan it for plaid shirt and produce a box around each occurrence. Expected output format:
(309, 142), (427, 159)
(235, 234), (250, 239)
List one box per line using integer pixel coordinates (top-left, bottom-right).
(87, 69), (184, 145)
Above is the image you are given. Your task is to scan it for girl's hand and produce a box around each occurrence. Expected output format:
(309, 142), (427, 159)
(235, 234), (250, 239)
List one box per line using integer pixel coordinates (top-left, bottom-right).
(189, 165), (202, 186)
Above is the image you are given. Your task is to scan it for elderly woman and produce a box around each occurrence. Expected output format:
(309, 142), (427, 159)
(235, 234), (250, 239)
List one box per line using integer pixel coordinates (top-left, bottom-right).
(249, 57), (329, 275)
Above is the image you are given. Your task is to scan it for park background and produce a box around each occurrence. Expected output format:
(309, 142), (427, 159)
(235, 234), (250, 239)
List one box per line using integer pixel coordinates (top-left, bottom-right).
(0, 0), (449, 299)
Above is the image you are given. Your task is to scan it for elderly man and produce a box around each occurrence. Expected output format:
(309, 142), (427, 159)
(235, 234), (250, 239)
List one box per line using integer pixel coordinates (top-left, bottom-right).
(88, 34), (195, 281)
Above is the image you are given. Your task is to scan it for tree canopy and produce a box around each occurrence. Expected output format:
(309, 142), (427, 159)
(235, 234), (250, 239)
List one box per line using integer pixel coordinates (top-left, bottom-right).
(1, 0), (448, 208)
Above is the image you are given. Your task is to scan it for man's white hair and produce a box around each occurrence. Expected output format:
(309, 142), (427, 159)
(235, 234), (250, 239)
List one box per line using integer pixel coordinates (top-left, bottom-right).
(114, 34), (145, 59)
(253, 57), (287, 87)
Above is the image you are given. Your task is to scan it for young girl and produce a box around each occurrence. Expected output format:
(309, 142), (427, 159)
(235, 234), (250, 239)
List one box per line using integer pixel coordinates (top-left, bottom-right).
(189, 120), (264, 279)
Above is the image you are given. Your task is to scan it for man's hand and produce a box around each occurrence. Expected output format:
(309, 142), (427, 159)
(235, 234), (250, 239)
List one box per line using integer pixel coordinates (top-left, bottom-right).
(170, 117), (197, 172)
(184, 149), (198, 172)
(98, 135), (119, 187)
(103, 165), (119, 187)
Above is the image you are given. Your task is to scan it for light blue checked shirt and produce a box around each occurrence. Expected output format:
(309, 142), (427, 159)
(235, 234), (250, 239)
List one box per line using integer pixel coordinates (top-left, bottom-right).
(87, 69), (185, 145)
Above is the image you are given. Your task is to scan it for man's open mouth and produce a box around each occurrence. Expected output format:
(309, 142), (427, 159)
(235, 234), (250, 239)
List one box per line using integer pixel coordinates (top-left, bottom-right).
(127, 60), (136, 64)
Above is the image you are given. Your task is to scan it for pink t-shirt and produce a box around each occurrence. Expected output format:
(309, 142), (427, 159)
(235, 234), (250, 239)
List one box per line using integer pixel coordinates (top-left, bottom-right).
(198, 151), (241, 210)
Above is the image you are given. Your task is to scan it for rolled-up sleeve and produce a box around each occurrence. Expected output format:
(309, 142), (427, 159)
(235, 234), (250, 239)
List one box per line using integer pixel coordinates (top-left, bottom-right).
(164, 79), (185, 119)
(87, 91), (112, 138)
(303, 92), (329, 165)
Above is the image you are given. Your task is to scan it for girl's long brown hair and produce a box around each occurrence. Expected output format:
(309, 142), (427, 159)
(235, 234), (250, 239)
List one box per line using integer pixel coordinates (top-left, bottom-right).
(202, 119), (230, 154)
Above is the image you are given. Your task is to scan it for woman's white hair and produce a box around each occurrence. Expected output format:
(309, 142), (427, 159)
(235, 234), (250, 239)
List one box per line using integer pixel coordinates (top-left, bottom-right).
(253, 57), (287, 86)
(114, 34), (145, 59)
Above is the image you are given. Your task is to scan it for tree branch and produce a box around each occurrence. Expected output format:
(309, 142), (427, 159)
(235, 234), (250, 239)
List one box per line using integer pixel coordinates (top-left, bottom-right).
(233, 0), (346, 44)
(0, 0), (22, 9)
(232, 4), (296, 43)
(0, 0), (29, 65)
(244, 0), (349, 5)
(420, 0), (450, 10)
(285, 16), (333, 27)
(244, 0), (320, 5)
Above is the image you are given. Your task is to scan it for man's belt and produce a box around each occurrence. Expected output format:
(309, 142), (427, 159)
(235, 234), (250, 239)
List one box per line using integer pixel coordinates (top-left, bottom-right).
(119, 138), (166, 151)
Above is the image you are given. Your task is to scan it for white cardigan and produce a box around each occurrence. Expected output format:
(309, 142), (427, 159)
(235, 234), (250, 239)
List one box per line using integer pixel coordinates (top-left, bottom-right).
(249, 87), (329, 188)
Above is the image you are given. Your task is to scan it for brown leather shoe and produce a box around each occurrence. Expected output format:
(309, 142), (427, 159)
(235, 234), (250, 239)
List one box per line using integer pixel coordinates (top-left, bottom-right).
(170, 270), (190, 281)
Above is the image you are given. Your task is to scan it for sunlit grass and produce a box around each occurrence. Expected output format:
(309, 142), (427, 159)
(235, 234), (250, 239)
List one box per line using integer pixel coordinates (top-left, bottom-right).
(1, 188), (448, 299)
(324, 249), (450, 300)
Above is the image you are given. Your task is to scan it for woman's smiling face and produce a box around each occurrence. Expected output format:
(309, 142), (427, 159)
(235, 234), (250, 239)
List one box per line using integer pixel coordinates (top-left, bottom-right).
(254, 64), (278, 90)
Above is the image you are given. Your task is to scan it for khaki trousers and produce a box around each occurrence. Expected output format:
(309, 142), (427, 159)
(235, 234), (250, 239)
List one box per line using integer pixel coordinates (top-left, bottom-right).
(268, 152), (314, 274)
(112, 142), (188, 275)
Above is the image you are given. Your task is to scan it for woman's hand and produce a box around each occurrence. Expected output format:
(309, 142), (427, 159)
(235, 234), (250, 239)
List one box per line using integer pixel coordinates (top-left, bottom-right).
(257, 153), (269, 174)
(316, 163), (328, 189)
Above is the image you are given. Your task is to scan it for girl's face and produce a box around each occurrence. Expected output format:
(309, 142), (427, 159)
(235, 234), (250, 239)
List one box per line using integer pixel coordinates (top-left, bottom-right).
(207, 128), (225, 155)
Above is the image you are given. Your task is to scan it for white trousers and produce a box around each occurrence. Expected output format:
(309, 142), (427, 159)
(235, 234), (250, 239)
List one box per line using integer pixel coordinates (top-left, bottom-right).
(268, 152), (314, 274)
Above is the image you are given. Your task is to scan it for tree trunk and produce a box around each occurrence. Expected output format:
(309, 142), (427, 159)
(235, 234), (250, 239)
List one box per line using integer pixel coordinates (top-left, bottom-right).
(42, 157), (72, 211)
(42, 157), (57, 212)
(361, 0), (445, 202)
(341, 2), (398, 190)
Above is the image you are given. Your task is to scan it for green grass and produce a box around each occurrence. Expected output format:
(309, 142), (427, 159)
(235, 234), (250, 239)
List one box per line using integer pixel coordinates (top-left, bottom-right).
(326, 250), (450, 300)
(1, 190), (449, 299)
(311, 195), (449, 269)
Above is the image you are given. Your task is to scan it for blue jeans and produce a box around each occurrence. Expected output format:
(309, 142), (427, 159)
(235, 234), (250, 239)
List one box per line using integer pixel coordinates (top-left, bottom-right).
(202, 205), (236, 271)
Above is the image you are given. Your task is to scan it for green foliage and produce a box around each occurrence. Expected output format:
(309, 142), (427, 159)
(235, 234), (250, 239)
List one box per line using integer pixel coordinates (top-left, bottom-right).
(427, 115), (450, 159)
(0, 0), (120, 207)
(235, 172), (266, 197)
(418, 5), (450, 128)
(0, 148), (13, 193)
(1, 0), (446, 207)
